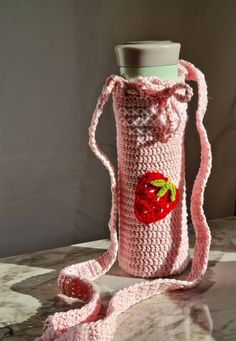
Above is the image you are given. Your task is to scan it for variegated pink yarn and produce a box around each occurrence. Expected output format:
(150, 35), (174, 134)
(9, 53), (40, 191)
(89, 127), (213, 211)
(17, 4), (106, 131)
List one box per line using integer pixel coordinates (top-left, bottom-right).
(35, 60), (212, 341)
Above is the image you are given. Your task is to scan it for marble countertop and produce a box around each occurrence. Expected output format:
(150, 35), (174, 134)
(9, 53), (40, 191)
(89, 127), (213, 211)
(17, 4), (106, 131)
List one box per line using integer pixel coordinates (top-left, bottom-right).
(0, 217), (236, 340)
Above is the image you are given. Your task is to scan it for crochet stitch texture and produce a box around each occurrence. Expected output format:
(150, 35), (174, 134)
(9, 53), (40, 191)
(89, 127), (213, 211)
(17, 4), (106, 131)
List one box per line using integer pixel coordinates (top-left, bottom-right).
(35, 60), (212, 341)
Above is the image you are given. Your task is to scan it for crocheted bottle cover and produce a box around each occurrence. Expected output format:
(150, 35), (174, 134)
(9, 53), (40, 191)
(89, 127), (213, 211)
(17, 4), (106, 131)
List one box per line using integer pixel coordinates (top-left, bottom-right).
(35, 60), (212, 341)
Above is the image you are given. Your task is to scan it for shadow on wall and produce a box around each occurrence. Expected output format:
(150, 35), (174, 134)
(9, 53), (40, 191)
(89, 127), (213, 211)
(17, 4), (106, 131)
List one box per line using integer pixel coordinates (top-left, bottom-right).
(0, 0), (235, 256)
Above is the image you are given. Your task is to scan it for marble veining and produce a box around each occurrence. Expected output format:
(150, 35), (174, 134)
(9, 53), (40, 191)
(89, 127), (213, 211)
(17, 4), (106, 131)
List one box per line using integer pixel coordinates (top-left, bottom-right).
(0, 217), (236, 340)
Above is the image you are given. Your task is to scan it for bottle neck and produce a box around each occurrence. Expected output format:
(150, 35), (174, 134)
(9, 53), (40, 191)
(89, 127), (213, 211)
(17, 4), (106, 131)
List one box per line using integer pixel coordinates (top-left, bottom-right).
(119, 64), (178, 80)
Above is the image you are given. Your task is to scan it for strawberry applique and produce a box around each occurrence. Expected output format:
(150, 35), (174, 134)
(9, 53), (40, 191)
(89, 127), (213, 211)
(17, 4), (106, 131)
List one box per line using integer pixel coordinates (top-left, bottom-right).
(134, 172), (179, 224)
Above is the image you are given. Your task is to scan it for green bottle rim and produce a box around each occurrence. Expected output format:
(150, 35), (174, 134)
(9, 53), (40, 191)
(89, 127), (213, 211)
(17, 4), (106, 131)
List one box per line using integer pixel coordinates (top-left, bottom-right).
(119, 64), (178, 80)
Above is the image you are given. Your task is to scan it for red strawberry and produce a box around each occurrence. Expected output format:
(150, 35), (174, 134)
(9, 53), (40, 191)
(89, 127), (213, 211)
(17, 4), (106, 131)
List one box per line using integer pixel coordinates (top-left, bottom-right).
(134, 172), (179, 224)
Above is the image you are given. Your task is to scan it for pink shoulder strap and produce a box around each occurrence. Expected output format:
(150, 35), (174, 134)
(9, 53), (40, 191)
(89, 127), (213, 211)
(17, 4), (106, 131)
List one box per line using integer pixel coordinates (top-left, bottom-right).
(36, 60), (212, 341)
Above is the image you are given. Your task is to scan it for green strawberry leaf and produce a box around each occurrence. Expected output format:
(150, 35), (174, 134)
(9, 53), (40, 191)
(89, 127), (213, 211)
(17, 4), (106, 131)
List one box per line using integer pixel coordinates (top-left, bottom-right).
(150, 178), (177, 202)
(169, 184), (176, 202)
(157, 184), (168, 197)
(150, 179), (166, 187)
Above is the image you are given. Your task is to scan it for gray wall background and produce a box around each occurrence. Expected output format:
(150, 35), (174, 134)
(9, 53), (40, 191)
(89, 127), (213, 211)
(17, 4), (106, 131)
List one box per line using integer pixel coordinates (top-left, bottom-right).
(0, 0), (235, 257)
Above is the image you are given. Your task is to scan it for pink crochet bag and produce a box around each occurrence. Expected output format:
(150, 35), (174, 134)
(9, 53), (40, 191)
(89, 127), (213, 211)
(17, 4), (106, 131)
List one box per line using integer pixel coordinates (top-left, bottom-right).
(36, 60), (212, 340)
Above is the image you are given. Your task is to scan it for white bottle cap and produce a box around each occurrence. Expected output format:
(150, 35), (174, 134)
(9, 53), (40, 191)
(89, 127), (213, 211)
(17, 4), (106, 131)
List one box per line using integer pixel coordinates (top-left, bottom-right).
(115, 41), (181, 67)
